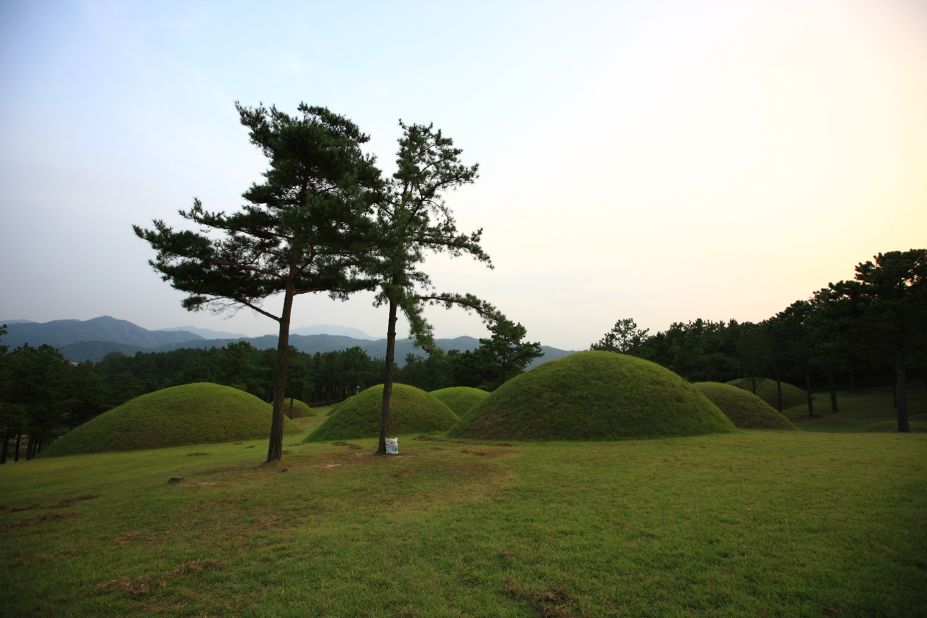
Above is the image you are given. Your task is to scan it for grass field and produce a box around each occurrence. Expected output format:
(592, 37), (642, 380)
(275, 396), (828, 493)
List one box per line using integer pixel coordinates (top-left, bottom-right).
(2, 416), (926, 616)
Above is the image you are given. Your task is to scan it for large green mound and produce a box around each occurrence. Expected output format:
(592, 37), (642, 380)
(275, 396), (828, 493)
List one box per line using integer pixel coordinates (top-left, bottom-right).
(429, 387), (490, 416)
(694, 382), (797, 430)
(307, 384), (458, 441)
(284, 398), (316, 418)
(42, 383), (297, 457)
(728, 378), (806, 410)
(450, 351), (736, 440)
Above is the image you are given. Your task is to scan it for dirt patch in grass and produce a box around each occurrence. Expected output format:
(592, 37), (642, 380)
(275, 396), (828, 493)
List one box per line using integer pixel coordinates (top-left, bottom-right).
(170, 558), (226, 576)
(1, 510), (77, 531)
(1, 493), (101, 513)
(93, 559), (226, 600)
(332, 440), (364, 450)
(56, 494), (102, 507)
(95, 575), (161, 597)
(504, 579), (576, 618)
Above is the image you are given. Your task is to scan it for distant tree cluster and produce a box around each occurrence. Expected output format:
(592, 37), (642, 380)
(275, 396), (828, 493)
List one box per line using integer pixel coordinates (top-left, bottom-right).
(398, 318), (542, 391)
(592, 250), (927, 432)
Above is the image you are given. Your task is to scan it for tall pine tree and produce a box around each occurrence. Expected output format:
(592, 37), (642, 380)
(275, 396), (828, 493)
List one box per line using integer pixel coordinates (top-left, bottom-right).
(135, 103), (381, 461)
(367, 122), (496, 455)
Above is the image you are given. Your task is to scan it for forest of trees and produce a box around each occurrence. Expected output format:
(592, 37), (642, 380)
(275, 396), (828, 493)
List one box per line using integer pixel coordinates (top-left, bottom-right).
(591, 250), (927, 431)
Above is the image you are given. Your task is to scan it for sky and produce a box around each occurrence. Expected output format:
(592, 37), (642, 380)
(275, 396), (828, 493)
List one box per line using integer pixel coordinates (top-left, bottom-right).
(1, 0), (925, 350)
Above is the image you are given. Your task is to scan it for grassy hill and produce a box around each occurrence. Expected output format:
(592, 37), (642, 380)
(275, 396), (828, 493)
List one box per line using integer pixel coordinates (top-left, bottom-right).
(451, 351), (736, 440)
(283, 398), (316, 419)
(429, 386), (489, 416)
(41, 382), (296, 457)
(728, 377), (807, 410)
(694, 382), (797, 430)
(306, 384), (458, 441)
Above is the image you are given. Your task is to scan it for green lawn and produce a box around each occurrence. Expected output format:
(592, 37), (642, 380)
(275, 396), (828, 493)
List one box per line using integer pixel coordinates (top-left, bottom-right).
(783, 385), (927, 432)
(2, 427), (925, 616)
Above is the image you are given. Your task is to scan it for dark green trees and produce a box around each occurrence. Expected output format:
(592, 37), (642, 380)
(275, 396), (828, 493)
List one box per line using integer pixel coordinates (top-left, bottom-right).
(135, 103), (381, 462)
(826, 250), (927, 432)
(470, 318), (542, 390)
(591, 318), (649, 354)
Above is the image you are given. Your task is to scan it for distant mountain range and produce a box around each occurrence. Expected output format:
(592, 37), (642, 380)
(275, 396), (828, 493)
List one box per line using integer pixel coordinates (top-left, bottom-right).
(2, 316), (202, 350)
(157, 326), (248, 340)
(2, 316), (574, 366)
(291, 324), (373, 339)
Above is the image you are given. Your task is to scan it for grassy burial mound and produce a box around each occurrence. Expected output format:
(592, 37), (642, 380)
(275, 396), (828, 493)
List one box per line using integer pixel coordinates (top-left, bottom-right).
(728, 378), (806, 410)
(307, 384), (459, 441)
(283, 398), (316, 418)
(42, 382), (297, 457)
(429, 386), (490, 416)
(694, 382), (797, 430)
(451, 351), (736, 440)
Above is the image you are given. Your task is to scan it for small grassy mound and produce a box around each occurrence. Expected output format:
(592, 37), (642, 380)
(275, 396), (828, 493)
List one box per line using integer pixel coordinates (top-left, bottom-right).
(693, 382), (797, 430)
(429, 387), (490, 416)
(284, 398), (316, 418)
(451, 351), (736, 440)
(306, 384), (459, 441)
(42, 383), (297, 457)
(728, 378), (806, 410)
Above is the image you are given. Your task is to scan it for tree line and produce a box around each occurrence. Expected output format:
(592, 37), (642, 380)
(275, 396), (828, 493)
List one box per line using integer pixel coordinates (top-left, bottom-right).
(591, 250), (927, 432)
(0, 338), (382, 462)
(0, 317), (543, 463)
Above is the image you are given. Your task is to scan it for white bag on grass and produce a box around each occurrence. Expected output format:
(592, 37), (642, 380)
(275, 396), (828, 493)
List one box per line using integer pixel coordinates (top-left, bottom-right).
(385, 437), (399, 455)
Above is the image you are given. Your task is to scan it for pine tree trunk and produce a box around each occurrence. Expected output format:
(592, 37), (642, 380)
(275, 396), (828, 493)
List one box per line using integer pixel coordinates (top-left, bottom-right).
(896, 353), (909, 433)
(14, 433), (21, 462)
(828, 368), (838, 413)
(805, 368), (814, 418)
(0, 432), (8, 464)
(377, 298), (398, 456)
(849, 365), (856, 392)
(266, 286), (295, 463)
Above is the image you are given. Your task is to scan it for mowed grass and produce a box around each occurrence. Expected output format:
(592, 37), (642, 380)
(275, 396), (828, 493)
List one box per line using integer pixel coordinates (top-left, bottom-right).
(783, 385), (927, 432)
(2, 429), (925, 616)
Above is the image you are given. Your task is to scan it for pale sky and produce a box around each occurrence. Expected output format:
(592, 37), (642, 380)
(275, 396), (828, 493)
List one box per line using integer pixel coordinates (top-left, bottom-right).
(1, 0), (925, 349)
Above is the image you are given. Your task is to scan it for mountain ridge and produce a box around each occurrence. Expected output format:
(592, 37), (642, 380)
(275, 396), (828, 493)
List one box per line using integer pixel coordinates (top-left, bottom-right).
(3, 316), (575, 366)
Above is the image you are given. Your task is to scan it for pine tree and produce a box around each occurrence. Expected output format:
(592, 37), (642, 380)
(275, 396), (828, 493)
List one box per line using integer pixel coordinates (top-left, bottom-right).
(135, 103), (381, 461)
